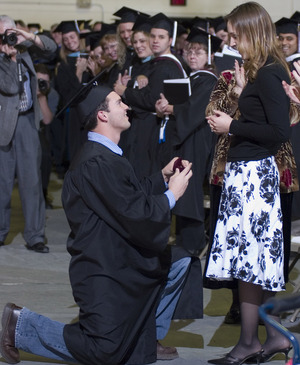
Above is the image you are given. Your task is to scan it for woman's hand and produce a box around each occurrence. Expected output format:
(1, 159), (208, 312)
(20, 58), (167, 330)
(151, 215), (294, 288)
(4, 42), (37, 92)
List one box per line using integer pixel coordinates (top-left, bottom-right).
(233, 60), (246, 95)
(282, 80), (300, 105)
(121, 69), (131, 86)
(292, 60), (300, 86)
(114, 73), (127, 96)
(207, 110), (233, 134)
(136, 75), (148, 89)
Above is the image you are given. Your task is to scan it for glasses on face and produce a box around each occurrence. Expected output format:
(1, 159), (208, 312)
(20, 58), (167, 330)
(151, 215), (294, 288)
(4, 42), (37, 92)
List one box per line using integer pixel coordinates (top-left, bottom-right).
(187, 49), (207, 57)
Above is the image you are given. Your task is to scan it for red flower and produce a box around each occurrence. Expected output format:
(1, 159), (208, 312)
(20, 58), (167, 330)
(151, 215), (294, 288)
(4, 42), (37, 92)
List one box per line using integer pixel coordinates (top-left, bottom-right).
(281, 169), (292, 188)
(212, 174), (220, 185)
(222, 71), (233, 84)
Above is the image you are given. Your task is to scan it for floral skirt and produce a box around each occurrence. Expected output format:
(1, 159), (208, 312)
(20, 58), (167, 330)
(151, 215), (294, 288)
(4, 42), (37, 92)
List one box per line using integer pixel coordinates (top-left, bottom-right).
(206, 157), (285, 291)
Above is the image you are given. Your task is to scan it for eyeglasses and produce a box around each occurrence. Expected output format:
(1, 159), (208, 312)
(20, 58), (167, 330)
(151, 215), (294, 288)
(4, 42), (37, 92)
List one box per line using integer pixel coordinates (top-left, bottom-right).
(187, 50), (207, 57)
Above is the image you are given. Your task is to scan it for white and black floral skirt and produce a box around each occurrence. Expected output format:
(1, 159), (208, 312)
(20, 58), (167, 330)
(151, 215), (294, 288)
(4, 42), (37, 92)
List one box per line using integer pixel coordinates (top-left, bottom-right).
(206, 156), (285, 291)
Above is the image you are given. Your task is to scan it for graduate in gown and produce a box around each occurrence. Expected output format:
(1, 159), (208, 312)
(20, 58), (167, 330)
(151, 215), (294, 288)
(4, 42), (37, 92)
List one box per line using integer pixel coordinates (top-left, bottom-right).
(114, 14), (154, 167)
(156, 27), (221, 257)
(114, 12), (187, 179)
(54, 20), (90, 162)
(0, 85), (193, 365)
(151, 28), (222, 341)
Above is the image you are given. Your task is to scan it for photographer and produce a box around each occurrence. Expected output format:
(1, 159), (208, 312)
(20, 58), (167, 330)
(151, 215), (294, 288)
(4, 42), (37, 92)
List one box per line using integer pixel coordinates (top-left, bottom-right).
(35, 63), (59, 209)
(0, 15), (57, 253)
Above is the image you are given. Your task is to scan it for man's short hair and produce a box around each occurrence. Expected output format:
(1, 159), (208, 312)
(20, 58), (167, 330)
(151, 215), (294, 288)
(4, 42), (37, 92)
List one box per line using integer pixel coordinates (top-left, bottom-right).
(84, 98), (110, 131)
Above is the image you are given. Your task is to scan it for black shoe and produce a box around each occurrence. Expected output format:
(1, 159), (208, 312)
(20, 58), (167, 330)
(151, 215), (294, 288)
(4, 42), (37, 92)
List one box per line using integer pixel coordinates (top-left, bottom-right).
(260, 346), (292, 363)
(0, 303), (22, 364)
(0, 241), (4, 247)
(25, 242), (49, 253)
(224, 307), (241, 324)
(208, 350), (263, 365)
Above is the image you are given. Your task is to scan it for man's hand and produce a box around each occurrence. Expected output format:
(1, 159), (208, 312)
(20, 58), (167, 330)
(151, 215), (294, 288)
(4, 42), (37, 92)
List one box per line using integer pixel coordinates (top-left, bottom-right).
(168, 163), (193, 201)
(162, 157), (188, 182)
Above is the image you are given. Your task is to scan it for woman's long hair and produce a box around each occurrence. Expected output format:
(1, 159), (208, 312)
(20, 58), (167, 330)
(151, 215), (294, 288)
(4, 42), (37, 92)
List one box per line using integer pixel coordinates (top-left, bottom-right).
(59, 33), (85, 64)
(226, 1), (290, 82)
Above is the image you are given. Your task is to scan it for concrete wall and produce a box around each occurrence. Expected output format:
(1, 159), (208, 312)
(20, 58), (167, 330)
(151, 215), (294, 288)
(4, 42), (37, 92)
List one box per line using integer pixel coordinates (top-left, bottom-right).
(0, 0), (299, 30)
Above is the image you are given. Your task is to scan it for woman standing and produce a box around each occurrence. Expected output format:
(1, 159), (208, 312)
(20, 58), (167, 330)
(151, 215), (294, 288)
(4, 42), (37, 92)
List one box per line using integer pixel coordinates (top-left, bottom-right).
(206, 2), (292, 364)
(155, 27), (221, 257)
(114, 15), (155, 170)
(54, 21), (89, 163)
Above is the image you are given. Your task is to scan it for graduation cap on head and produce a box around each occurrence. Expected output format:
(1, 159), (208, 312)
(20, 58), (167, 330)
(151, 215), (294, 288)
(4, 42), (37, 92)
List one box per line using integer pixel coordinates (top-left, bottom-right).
(79, 20), (92, 32)
(80, 24), (116, 50)
(27, 23), (42, 32)
(113, 7), (149, 24)
(176, 23), (188, 37)
(275, 17), (298, 35)
(190, 17), (210, 32)
(78, 85), (113, 128)
(187, 27), (222, 53)
(55, 20), (81, 34)
(132, 14), (152, 33)
(150, 13), (178, 47)
(209, 16), (227, 34)
(291, 11), (300, 22)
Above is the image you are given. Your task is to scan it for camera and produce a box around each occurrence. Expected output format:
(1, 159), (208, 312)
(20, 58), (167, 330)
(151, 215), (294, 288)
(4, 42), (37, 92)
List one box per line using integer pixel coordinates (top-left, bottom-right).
(1, 30), (18, 46)
(79, 53), (89, 59)
(38, 79), (50, 95)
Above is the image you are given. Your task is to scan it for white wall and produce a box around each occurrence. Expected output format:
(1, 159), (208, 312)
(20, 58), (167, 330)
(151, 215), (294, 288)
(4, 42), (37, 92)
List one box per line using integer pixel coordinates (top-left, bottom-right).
(0, 0), (299, 30)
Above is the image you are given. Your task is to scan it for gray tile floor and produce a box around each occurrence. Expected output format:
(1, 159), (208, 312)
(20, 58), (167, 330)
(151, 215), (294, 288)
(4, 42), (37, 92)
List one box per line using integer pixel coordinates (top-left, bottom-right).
(0, 174), (300, 364)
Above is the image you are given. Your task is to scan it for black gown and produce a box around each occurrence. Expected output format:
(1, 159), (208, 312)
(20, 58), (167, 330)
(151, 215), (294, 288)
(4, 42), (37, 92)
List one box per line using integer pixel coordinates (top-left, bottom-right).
(55, 56), (90, 162)
(171, 70), (218, 224)
(62, 141), (172, 365)
(124, 55), (186, 179)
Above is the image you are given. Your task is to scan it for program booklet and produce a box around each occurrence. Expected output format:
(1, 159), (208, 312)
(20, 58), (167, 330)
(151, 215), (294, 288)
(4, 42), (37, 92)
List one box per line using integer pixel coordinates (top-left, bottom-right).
(163, 78), (191, 105)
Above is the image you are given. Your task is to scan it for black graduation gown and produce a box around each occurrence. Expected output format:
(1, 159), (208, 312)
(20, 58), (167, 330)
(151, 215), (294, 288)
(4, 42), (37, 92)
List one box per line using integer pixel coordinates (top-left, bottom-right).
(106, 48), (138, 88)
(55, 57), (90, 162)
(288, 55), (300, 219)
(171, 70), (218, 221)
(124, 56), (186, 179)
(165, 71), (218, 319)
(119, 58), (153, 163)
(62, 141), (172, 365)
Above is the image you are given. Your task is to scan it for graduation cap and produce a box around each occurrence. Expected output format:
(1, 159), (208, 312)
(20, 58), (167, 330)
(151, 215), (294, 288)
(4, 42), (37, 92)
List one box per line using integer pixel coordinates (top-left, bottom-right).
(55, 20), (91, 34)
(78, 85), (113, 124)
(150, 13), (178, 47)
(176, 23), (188, 37)
(291, 11), (300, 22)
(79, 20), (92, 32)
(209, 16), (227, 34)
(186, 27), (222, 65)
(132, 14), (152, 33)
(80, 24), (116, 50)
(113, 7), (149, 24)
(275, 17), (298, 35)
(27, 23), (42, 33)
(187, 27), (222, 53)
(55, 20), (80, 34)
(190, 17), (210, 32)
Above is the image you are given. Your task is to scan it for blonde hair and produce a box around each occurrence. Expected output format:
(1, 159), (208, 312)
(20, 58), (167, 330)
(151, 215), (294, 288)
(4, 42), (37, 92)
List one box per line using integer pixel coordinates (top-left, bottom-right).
(116, 28), (127, 70)
(226, 2), (290, 82)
